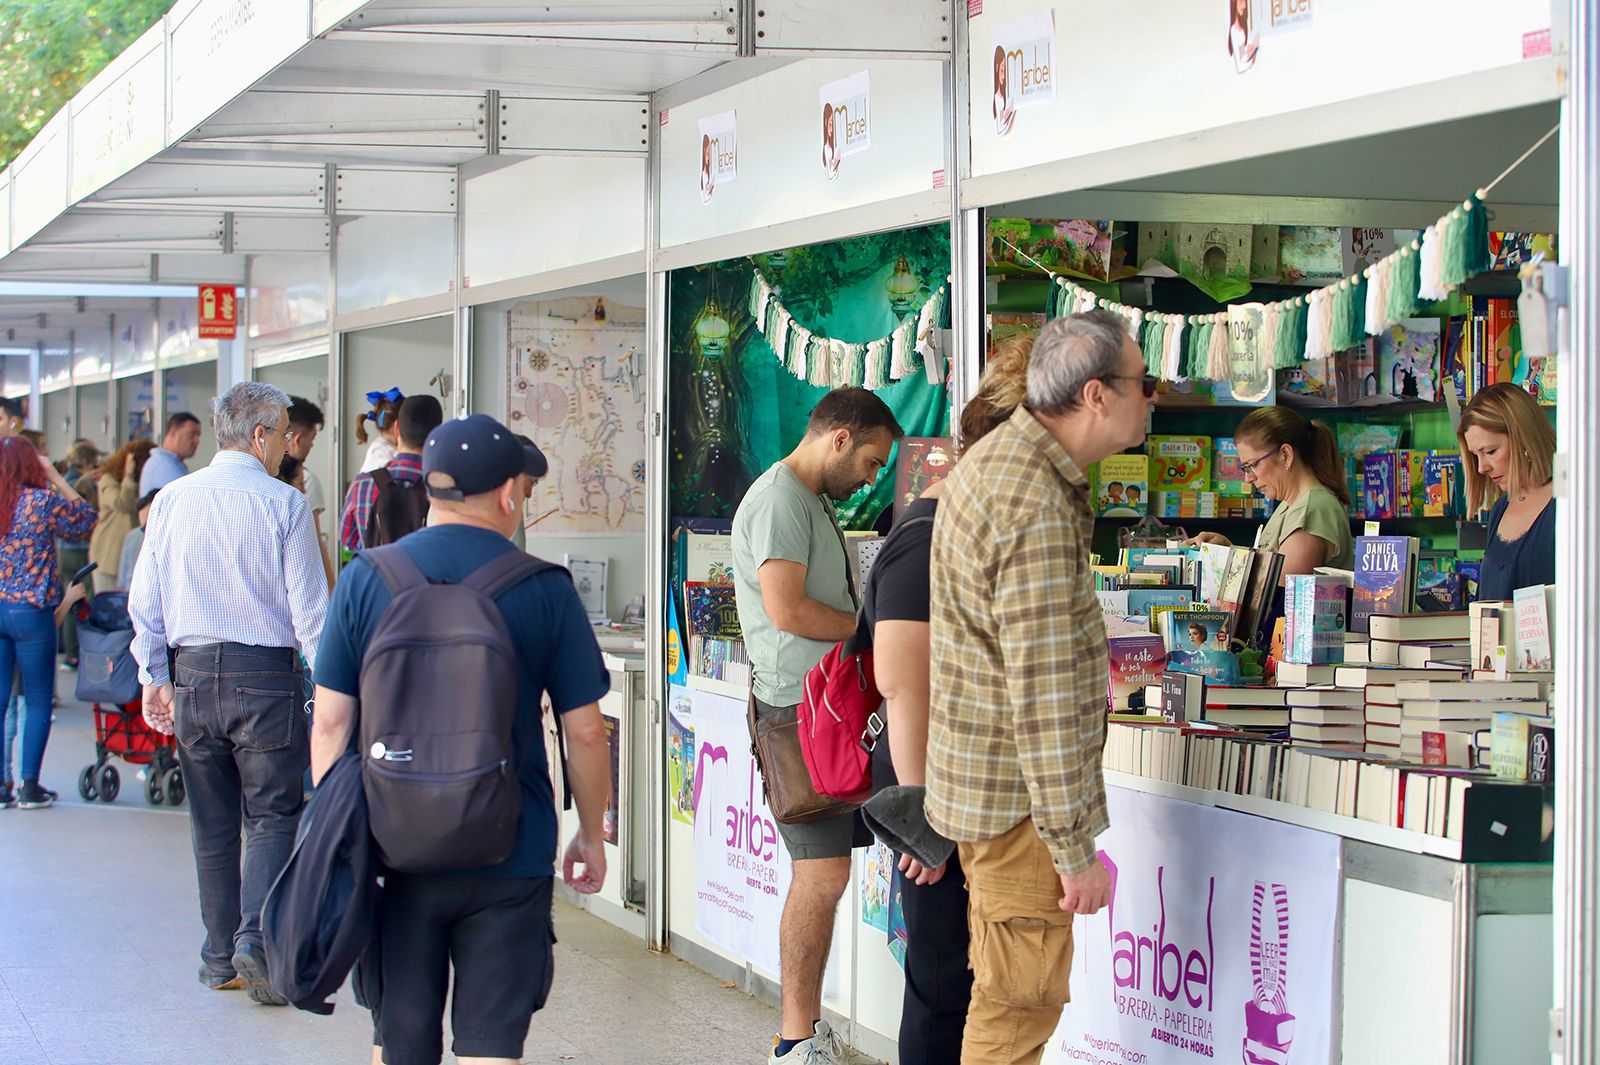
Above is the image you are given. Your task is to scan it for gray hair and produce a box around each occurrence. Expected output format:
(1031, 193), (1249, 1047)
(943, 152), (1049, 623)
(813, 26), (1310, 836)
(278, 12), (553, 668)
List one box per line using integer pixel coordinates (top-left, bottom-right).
(213, 381), (291, 450)
(1026, 310), (1131, 416)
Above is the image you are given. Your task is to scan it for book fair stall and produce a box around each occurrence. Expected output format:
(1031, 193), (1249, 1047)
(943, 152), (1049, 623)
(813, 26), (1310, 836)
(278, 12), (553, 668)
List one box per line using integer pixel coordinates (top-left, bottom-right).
(946, 2), (1568, 1063)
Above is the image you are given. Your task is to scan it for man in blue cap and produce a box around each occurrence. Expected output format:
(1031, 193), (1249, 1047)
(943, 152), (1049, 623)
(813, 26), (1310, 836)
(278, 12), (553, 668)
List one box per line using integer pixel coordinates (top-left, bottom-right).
(310, 413), (614, 1065)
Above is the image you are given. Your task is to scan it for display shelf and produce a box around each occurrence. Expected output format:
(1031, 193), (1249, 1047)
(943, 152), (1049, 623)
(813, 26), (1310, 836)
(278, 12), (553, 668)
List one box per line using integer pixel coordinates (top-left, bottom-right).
(1103, 768), (1465, 860)
(686, 673), (749, 701)
(1275, 391), (1446, 416)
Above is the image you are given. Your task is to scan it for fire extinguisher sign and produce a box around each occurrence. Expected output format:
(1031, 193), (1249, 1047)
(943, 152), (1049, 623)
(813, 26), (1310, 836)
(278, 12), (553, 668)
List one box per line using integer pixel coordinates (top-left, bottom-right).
(198, 284), (238, 339)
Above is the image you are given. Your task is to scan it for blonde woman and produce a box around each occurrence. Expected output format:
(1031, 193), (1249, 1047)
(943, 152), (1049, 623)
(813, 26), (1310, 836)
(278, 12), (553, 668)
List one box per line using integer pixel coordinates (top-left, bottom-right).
(1457, 383), (1555, 600)
(89, 440), (154, 592)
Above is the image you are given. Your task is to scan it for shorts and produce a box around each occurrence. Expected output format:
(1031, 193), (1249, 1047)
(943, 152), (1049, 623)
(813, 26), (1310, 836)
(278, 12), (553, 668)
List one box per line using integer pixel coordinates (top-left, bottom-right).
(356, 874), (556, 1065)
(752, 694), (873, 861)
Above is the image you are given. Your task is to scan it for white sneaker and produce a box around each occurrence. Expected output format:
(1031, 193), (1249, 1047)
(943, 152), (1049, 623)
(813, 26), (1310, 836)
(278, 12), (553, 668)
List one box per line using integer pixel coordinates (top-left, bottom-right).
(812, 1020), (881, 1065)
(766, 1032), (832, 1065)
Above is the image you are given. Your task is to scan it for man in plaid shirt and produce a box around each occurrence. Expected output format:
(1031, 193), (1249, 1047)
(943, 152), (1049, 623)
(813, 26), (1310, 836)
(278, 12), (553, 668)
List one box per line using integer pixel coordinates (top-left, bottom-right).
(926, 311), (1158, 1064)
(338, 396), (442, 552)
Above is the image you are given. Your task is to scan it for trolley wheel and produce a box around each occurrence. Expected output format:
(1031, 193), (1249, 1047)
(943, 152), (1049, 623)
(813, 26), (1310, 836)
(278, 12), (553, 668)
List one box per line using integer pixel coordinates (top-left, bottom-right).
(97, 764), (120, 804)
(146, 771), (166, 806)
(77, 765), (97, 802)
(163, 767), (185, 807)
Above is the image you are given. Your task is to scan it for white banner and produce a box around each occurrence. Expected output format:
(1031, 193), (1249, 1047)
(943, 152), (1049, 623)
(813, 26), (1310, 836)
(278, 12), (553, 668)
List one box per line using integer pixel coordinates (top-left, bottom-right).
(692, 688), (792, 973)
(696, 110), (739, 204)
(1046, 786), (1340, 1065)
(818, 71), (871, 181)
(989, 10), (1057, 136)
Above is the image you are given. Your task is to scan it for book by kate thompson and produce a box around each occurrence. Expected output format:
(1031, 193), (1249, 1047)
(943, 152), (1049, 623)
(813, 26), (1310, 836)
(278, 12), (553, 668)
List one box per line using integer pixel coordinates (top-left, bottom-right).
(1362, 453), (1397, 520)
(1513, 585), (1554, 672)
(1163, 609), (1241, 684)
(1107, 633), (1168, 712)
(1283, 574), (1348, 665)
(1147, 435), (1212, 492)
(1352, 535), (1417, 634)
(1091, 453), (1150, 517)
(892, 437), (954, 518)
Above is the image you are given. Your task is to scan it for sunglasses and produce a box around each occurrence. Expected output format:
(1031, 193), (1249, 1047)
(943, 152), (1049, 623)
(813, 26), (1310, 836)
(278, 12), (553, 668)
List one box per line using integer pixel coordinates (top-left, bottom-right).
(1101, 373), (1160, 398)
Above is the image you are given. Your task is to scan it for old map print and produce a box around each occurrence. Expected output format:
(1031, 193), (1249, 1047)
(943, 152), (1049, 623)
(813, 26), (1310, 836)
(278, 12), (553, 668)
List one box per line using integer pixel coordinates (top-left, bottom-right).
(507, 296), (646, 533)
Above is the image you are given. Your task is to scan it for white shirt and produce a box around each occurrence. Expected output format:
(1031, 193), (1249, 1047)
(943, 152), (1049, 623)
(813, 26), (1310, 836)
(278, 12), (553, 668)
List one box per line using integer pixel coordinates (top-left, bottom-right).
(302, 469), (327, 538)
(129, 450), (329, 687)
(359, 437), (397, 474)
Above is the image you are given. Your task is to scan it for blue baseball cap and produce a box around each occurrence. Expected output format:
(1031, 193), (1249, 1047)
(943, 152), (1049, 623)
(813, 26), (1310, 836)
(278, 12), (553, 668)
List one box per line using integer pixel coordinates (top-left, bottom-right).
(422, 414), (548, 501)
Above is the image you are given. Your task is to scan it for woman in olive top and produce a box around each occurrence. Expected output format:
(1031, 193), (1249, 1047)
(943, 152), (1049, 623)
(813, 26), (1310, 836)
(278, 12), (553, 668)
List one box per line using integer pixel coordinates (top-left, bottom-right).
(1190, 406), (1354, 576)
(1457, 383), (1556, 601)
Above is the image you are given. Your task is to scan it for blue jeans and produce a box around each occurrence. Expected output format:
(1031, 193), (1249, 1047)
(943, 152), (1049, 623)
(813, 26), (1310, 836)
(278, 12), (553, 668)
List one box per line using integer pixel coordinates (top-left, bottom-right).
(0, 603), (57, 784)
(3, 685), (19, 786)
(172, 644), (307, 974)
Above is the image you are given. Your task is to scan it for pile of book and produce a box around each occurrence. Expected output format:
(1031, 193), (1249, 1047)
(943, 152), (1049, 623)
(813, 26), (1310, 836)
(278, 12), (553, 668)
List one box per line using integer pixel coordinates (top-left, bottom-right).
(1086, 435), (1260, 519)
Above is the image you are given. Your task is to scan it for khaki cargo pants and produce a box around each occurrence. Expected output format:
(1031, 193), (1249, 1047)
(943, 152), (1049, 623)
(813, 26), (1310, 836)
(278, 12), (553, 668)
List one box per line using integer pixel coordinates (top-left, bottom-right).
(958, 816), (1075, 1065)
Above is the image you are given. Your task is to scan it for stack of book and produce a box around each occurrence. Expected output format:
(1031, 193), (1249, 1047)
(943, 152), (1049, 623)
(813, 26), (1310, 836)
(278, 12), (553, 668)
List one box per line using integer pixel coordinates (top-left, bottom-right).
(1394, 677), (1547, 762)
(1367, 611), (1470, 667)
(1336, 664), (1467, 753)
(1286, 687), (1365, 747)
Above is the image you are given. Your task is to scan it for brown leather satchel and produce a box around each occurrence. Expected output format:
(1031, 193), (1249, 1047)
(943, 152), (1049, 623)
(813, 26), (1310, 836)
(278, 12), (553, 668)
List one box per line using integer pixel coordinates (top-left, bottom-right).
(747, 695), (858, 825)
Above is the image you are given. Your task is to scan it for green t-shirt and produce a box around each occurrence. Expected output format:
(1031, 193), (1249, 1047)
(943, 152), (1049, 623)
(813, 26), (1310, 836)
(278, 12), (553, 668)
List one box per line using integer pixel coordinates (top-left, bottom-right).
(1258, 483), (1354, 571)
(731, 462), (856, 707)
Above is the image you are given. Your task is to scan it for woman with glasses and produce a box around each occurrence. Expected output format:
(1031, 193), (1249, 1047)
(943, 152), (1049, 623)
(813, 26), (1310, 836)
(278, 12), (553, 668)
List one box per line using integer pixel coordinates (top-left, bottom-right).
(1188, 406), (1353, 576)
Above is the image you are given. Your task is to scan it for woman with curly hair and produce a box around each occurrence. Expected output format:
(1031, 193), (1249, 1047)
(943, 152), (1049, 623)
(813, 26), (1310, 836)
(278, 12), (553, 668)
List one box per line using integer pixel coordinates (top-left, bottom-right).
(89, 439), (155, 592)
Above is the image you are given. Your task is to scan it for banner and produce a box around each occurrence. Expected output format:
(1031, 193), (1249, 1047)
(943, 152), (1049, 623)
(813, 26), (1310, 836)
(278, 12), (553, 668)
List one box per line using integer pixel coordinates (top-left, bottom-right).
(697, 110), (738, 203)
(692, 688), (791, 973)
(989, 10), (1056, 136)
(1046, 786), (1340, 1065)
(818, 71), (871, 180)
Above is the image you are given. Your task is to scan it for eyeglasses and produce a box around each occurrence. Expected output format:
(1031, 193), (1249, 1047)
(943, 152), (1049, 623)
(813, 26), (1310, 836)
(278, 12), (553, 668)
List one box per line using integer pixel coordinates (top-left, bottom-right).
(1101, 374), (1160, 398)
(1237, 449), (1280, 477)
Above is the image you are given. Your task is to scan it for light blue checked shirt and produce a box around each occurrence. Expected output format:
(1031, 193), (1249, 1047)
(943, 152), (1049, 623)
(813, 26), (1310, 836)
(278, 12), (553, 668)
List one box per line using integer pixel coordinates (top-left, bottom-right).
(139, 447), (189, 494)
(130, 450), (328, 687)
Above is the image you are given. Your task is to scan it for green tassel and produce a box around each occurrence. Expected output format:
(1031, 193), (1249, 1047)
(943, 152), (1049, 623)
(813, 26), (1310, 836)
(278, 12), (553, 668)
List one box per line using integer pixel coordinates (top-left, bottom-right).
(1271, 305), (1297, 370)
(1142, 318), (1162, 375)
(1347, 275), (1368, 348)
(1324, 286), (1348, 353)
(937, 283), (953, 330)
(1386, 249), (1419, 322)
(1182, 321), (1200, 379)
(1442, 195), (1490, 288)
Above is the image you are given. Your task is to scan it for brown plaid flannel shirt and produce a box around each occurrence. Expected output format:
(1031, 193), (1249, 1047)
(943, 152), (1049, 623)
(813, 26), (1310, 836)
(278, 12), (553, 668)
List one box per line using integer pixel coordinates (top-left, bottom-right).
(925, 407), (1109, 874)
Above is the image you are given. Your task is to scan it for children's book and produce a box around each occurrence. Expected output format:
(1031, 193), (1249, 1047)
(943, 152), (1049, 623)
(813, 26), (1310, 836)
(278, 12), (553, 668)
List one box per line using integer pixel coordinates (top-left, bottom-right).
(1352, 535), (1419, 633)
(1339, 424), (1402, 514)
(1363, 453), (1397, 520)
(1147, 436), (1211, 492)
(1375, 318), (1442, 401)
(1422, 453), (1462, 518)
(1091, 454), (1150, 517)
(1213, 438), (1245, 495)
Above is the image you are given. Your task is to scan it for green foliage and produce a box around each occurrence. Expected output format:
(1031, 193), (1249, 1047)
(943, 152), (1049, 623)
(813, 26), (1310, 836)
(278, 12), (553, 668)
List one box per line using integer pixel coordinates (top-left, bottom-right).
(0, 1), (172, 167)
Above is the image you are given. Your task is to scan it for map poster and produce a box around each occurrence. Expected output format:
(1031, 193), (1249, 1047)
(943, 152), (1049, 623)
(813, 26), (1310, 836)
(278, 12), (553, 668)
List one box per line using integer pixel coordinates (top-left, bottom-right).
(506, 296), (646, 534)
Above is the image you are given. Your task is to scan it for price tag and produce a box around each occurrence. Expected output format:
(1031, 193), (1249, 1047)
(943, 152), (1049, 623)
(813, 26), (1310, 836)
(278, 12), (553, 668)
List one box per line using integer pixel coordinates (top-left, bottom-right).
(1364, 521), (1381, 537)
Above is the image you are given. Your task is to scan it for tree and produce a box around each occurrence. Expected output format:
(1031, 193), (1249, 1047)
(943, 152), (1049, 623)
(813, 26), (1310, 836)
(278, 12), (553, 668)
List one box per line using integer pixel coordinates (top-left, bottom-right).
(0, 1), (173, 168)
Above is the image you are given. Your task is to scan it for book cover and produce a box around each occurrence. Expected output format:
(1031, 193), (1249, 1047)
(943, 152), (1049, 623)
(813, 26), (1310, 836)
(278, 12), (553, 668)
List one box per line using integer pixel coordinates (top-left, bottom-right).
(1527, 721), (1556, 784)
(1401, 450), (1427, 517)
(1283, 574), (1348, 665)
(1164, 609), (1241, 684)
(1339, 424), (1402, 513)
(1333, 338), (1381, 404)
(1278, 353), (1336, 400)
(893, 437), (955, 518)
(1217, 546), (1254, 615)
(1441, 317), (1468, 403)
(1107, 634), (1168, 711)
(1147, 435), (1211, 492)
(1197, 543), (1234, 607)
(1127, 587), (1195, 620)
(1160, 670), (1205, 724)
(1213, 438), (1246, 495)
(1488, 299), (1518, 387)
(684, 582), (742, 639)
(1458, 560), (1482, 604)
(1513, 584), (1554, 672)
(1352, 535), (1417, 633)
(1238, 549), (1285, 649)
(1362, 453), (1397, 520)
(1422, 453), (1462, 518)
(1375, 318), (1441, 401)
(1091, 454), (1150, 517)
(1415, 566), (1463, 613)
(1471, 602), (1511, 671)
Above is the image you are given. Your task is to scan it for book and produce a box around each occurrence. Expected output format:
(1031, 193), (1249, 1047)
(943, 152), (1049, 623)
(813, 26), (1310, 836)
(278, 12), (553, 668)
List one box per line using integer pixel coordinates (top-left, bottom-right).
(1091, 454), (1150, 518)
(1470, 601), (1515, 672)
(1336, 665), (1466, 687)
(1107, 634), (1168, 711)
(1127, 587), (1196, 620)
(1283, 574), (1347, 665)
(1217, 547), (1255, 616)
(1339, 424), (1403, 513)
(1205, 685), (1289, 707)
(1383, 640), (1472, 668)
(1147, 435), (1212, 492)
(1366, 723), (1403, 746)
(1362, 453), (1398, 520)
(1421, 729), (1474, 767)
(1422, 453), (1462, 518)
(1275, 663), (1339, 687)
(1163, 609), (1240, 683)
(1368, 612), (1468, 643)
(1289, 704), (1366, 725)
(1290, 722), (1366, 744)
(1203, 706), (1290, 727)
(1490, 712), (1556, 780)
(1488, 299), (1518, 386)
(1404, 698), (1548, 721)
(1513, 584), (1555, 672)
(1285, 687), (1364, 708)
(1352, 536), (1419, 633)
(1197, 543), (1234, 607)
(1212, 438), (1245, 494)
(683, 582), (741, 639)
(1160, 670), (1205, 724)
(1375, 317), (1441, 401)
(1238, 549), (1285, 649)
(1415, 559), (1462, 613)
(1394, 678), (1546, 701)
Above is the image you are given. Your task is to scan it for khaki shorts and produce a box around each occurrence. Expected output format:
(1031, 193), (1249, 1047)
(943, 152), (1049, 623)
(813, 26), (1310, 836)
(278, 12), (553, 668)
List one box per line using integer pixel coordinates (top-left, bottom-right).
(751, 694), (873, 861)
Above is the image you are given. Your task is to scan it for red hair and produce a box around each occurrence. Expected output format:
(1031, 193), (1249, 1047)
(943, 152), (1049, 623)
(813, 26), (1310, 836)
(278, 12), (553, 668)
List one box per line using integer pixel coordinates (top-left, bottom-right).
(0, 435), (48, 537)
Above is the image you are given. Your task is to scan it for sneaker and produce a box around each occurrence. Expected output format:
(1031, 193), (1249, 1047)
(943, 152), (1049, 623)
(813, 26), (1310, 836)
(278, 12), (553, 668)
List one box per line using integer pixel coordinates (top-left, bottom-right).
(199, 966), (244, 991)
(767, 1035), (832, 1065)
(58, 660), (76, 673)
(813, 1020), (880, 1065)
(0, 786), (15, 810)
(17, 783), (54, 809)
(231, 943), (287, 1006)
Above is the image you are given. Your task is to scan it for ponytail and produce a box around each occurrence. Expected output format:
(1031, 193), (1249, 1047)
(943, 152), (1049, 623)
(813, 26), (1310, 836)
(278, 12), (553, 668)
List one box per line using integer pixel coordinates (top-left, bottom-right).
(355, 411), (371, 445)
(1304, 419), (1350, 505)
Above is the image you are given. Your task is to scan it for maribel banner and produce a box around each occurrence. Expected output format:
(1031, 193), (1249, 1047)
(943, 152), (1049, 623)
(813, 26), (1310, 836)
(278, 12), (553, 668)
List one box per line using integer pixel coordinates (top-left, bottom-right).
(1046, 786), (1340, 1065)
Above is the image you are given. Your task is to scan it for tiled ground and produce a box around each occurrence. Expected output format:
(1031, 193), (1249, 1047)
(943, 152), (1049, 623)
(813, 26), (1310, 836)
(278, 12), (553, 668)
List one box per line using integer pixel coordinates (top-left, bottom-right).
(2, 696), (780, 1064)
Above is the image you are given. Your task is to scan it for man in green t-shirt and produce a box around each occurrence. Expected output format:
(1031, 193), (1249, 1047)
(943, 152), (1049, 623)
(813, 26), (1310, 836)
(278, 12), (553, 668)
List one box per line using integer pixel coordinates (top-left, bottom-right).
(731, 387), (902, 1065)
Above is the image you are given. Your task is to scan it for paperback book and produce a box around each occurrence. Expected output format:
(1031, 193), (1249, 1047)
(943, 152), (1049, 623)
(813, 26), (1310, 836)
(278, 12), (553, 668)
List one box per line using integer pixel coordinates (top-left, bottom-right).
(1283, 574), (1348, 665)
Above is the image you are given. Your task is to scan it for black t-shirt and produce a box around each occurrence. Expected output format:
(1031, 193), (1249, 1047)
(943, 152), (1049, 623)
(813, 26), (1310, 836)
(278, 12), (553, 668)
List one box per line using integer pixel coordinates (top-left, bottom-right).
(863, 497), (938, 787)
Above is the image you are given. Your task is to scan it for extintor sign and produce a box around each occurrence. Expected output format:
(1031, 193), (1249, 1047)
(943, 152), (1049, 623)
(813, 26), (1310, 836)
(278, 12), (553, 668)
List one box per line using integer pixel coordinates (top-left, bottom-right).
(198, 284), (238, 339)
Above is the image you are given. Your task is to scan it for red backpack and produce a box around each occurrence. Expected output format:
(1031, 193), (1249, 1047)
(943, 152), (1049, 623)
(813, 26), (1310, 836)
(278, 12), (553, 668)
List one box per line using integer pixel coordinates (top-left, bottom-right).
(798, 514), (932, 804)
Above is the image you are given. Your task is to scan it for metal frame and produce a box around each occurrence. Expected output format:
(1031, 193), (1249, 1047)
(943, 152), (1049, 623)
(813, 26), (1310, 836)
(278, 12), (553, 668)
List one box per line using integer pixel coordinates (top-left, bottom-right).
(643, 83), (670, 954)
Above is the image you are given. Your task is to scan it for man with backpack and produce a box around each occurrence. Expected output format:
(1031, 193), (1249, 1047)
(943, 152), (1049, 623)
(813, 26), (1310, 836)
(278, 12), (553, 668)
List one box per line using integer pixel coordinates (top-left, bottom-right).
(339, 395), (443, 552)
(310, 413), (613, 1065)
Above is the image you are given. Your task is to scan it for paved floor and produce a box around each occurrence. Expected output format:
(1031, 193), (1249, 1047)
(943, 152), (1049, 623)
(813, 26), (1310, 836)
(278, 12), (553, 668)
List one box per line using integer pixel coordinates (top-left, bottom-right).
(2, 696), (780, 1065)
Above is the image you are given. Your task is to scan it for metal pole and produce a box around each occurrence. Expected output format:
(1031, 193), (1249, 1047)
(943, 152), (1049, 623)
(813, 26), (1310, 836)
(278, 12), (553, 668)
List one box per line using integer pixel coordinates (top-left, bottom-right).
(1556, 0), (1596, 1057)
(948, 7), (983, 426)
(453, 163), (470, 418)
(643, 90), (669, 954)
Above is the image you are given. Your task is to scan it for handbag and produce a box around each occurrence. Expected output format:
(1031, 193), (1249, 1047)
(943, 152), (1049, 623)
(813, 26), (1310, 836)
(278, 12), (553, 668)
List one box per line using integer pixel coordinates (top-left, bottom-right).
(748, 695), (858, 825)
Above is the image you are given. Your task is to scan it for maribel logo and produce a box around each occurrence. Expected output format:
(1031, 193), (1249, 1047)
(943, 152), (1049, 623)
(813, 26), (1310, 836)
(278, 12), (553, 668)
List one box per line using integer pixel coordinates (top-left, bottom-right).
(1103, 851), (1215, 1010)
(693, 742), (778, 864)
